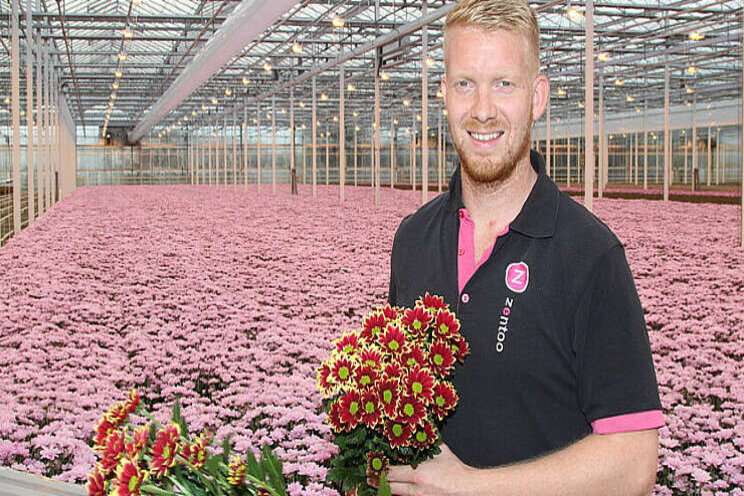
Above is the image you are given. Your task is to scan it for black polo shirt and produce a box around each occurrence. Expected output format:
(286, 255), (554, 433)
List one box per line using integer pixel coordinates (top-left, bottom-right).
(388, 151), (662, 468)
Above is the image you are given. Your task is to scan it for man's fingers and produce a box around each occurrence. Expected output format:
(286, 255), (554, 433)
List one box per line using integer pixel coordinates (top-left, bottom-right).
(387, 465), (416, 483)
(388, 482), (416, 496)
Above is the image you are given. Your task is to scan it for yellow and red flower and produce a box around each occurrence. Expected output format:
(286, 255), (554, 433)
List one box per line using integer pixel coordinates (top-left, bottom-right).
(383, 418), (412, 448)
(361, 312), (386, 340)
(431, 381), (458, 420)
(378, 324), (407, 355)
(397, 394), (426, 427)
(401, 306), (433, 336)
(355, 366), (378, 390)
(366, 451), (389, 477)
(111, 457), (147, 496)
(434, 310), (460, 339)
(383, 361), (402, 378)
(448, 334), (470, 362)
(316, 363), (337, 398)
(411, 420), (437, 450)
(227, 456), (247, 485)
(401, 346), (427, 369)
(359, 347), (383, 369)
(360, 391), (382, 428)
(330, 357), (357, 387)
(86, 465), (107, 496)
(100, 428), (126, 475)
(428, 339), (456, 376)
(377, 378), (400, 418)
(405, 368), (435, 403)
(327, 401), (349, 433)
(334, 332), (364, 357)
(338, 390), (363, 428)
(380, 304), (400, 323)
(149, 423), (181, 478)
(93, 417), (117, 453)
(418, 293), (449, 311)
(124, 424), (149, 460)
(182, 432), (209, 470)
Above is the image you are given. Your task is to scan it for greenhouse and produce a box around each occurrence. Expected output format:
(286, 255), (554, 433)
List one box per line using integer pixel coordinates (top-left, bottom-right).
(0, 0), (742, 495)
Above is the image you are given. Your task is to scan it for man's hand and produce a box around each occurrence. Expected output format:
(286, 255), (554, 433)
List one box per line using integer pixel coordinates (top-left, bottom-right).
(378, 444), (474, 496)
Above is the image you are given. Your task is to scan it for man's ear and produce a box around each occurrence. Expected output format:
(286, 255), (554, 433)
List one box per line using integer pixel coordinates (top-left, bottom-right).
(441, 76), (448, 107)
(531, 75), (550, 122)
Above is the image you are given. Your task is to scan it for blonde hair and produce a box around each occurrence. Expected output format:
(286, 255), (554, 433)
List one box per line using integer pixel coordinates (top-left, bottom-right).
(444, 0), (540, 76)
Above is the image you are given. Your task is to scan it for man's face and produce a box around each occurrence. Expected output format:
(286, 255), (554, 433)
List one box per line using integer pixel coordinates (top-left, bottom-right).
(442, 26), (547, 184)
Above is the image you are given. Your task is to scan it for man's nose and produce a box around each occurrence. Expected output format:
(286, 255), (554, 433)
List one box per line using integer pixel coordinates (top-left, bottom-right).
(470, 88), (495, 123)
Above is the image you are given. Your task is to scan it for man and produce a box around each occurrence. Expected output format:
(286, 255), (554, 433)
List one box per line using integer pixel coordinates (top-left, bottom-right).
(384, 1), (664, 494)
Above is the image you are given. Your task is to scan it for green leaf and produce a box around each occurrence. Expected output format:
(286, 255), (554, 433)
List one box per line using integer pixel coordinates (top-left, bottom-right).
(244, 448), (264, 481)
(172, 396), (189, 437)
(376, 472), (392, 496)
(260, 445), (287, 496)
(222, 434), (234, 464)
(140, 485), (178, 496)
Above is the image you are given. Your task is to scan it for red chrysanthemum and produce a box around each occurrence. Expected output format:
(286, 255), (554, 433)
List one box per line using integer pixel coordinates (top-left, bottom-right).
(124, 389), (140, 415)
(227, 456), (247, 485)
(86, 465), (107, 496)
(360, 390), (382, 428)
(383, 418), (412, 448)
(330, 357), (357, 387)
(428, 339), (456, 376)
(327, 401), (348, 433)
(366, 451), (389, 477)
(93, 417), (117, 453)
(377, 378), (400, 418)
(397, 394), (426, 427)
(100, 428), (126, 476)
(182, 432), (209, 470)
(405, 367), (435, 403)
(338, 390), (363, 428)
(378, 324), (407, 355)
(418, 292), (449, 311)
(431, 381), (458, 420)
(434, 310), (461, 339)
(448, 334), (470, 362)
(380, 304), (400, 322)
(355, 365), (379, 390)
(149, 423), (181, 478)
(125, 425), (149, 460)
(111, 457), (147, 496)
(401, 346), (427, 369)
(316, 362), (336, 397)
(411, 420), (438, 450)
(383, 361), (402, 378)
(359, 347), (383, 369)
(401, 306), (433, 336)
(361, 312), (386, 340)
(335, 332), (363, 356)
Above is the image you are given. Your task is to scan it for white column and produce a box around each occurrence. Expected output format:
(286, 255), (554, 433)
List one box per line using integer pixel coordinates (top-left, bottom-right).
(11, 0), (21, 233)
(271, 96), (276, 193)
(354, 125), (358, 187)
(546, 87), (551, 177)
(684, 135), (688, 184)
(437, 104), (443, 193)
(257, 103), (262, 192)
(290, 87), (297, 194)
(25, 0), (35, 221)
(584, 0), (594, 212)
(643, 102), (648, 191)
(740, 7), (743, 248)
(209, 127), (214, 185)
(35, 31), (44, 214)
(45, 43), (52, 209)
(391, 118), (396, 190)
(223, 116), (229, 186)
(339, 67), (346, 202)
(566, 134), (571, 187)
(374, 72), (381, 205)
(244, 105), (248, 187)
(692, 93), (697, 191)
(325, 123), (329, 186)
(312, 77), (317, 197)
(421, 0), (429, 204)
(232, 113), (237, 186)
(663, 64), (670, 201)
(715, 128), (720, 185)
(598, 76), (604, 198)
(707, 126), (712, 187)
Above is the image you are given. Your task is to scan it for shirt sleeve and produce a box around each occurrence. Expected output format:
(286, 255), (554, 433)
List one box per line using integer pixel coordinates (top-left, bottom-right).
(573, 243), (664, 433)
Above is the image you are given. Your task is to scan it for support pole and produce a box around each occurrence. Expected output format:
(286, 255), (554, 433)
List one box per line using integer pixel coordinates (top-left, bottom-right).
(354, 125), (358, 187)
(11, 0), (21, 234)
(692, 93), (697, 191)
(741, 7), (743, 248)
(644, 101), (648, 190)
(244, 104), (248, 187)
(374, 72), (381, 205)
(391, 118), (396, 190)
(223, 116), (228, 186)
(438, 103), (443, 193)
(291, 86), (297, 195)
(339, 66), (345, 202)
(257, 103), (262, 193)
(35, 30), (44, 214)
(232, 113), (237, 186)
(598, 75), (604, 198)
(421, 0), (429, 204)
(707, 125), (712, 187)
(664, 64), (670, 201)
(45, 43), (51, 209)
(716, 127), (720, 185)
(325, 124), (329, 187)
(312, 77), (317, 197)
(271, 95), (276, 193)
(583, 0), (594, 212)
(566, 134), (571, 187)
(25, 0), (35, 222)
(546, 87), (551, 177)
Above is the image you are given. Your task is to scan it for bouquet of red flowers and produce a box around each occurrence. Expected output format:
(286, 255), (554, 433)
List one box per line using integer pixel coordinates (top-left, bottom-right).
(316, 294), (468, 496)
(87, 389), (287, 496)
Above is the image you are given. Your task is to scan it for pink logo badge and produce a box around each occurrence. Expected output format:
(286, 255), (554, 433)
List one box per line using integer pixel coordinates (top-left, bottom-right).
(505, 262), (529, 293)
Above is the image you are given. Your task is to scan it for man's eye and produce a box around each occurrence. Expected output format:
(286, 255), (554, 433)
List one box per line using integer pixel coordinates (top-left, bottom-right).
(499, 81), (512, 87)
(457, 81), (470, 88)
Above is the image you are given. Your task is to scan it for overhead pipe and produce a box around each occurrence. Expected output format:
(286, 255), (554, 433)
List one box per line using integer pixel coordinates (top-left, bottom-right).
(128, 0), (299, 144)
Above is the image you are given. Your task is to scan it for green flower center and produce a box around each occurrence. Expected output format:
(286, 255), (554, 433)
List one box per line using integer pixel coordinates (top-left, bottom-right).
(365, 360), (376, 367)
(413, 320), (422, 330)
(407, 358), (416, 367)
(416, 431), (427, 443)
(372, 326), (381, 335)
(392, 424), (403, 437)
(436, 396), (445, 407)
(365, 401), (375, 413)
(163, 445), (171, 459)
(404, 403), (415, 417)
(349, 401), (359, 415)
(360, 375), (371, 386)
(129, 475), (140, 491)
(339, 367), (350, 380)
(383, 390), (393, 403)
(412, 382), (423, 394)
(439, 324), (449, 334)
(372, 458), (383, 471)
(343, 345), (354, 354)
(389, 341), (399, 351)
(434, 354), (444, 366)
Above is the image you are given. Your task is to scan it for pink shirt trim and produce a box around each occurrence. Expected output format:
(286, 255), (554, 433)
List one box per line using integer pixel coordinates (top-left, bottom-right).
(591, 410), (665, 434)
(458, 208), (509, 294)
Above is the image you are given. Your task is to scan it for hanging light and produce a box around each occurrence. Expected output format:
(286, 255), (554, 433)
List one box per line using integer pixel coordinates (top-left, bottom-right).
(292, 43), (303, 54)
(557, 88), (566, 96)
(403, 99), (410, 106)
(191, 111), (197, 117)
(380, 72), (390, 81)
(425, 57), (435, 68)
(689, 31), (704, 41)
(280, 109), (287, 114)
(183, 116), (189, 122)
(443, 109), (448, 116)
(598, 52), (610, 62)
(266, 112), (272, 119)
(332, 16), (344, 28)
(114, 71), (123, 78)
(686, 87), (695, 94)
(333, 116), (339, 122)
(687, 65), (697, 75)
(301, 124), (307, 129)
(110, 92), (117, 99)
(626, 95), (635, 102)
(122, 28), (134, 39)
(112, 81), (119, 90)
(211, 97), (218, 105)
(578, 102), (585, 108)
(4, 97), (11, 104)
(117, 52), (128, 61)
(320, 93), (328, 101)
(636, 108), (642, 113)
(436, 90), (443, 98)
(225, 88), (232, 96)
(614, 78), (624, 86)
(567, 6), (583, 21)
(242, 77), (250, 85)
(347, 83), (355, 92)
(393, 118), (399, 125)
(355, 125), (360, 132)
(299, 102), (306, 108)
(108, 101), (115, 107)
(263, 62), (272, 72)
(352, 111), (358, 117)
(253, 118), (258, 124)
(201, 105), (207, 111)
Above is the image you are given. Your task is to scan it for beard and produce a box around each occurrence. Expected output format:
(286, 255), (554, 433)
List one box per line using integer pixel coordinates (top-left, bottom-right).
(453, 115), (533, 185)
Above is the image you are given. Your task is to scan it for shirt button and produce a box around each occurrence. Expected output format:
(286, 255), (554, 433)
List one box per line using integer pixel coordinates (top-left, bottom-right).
(458, 248), (465, 256)
(461, 293), (470, 303)
(458, 210), (464, 218)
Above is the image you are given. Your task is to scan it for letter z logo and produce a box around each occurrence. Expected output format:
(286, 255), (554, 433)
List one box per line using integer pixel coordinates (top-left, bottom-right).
(505, 262), (529, 293)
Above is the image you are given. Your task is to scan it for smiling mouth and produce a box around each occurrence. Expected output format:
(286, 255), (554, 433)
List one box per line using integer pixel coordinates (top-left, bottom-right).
(468, 131), (504, 142)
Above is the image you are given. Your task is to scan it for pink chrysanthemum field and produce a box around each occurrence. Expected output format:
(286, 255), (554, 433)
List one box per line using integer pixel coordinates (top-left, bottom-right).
(0, 185), (742, 495)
